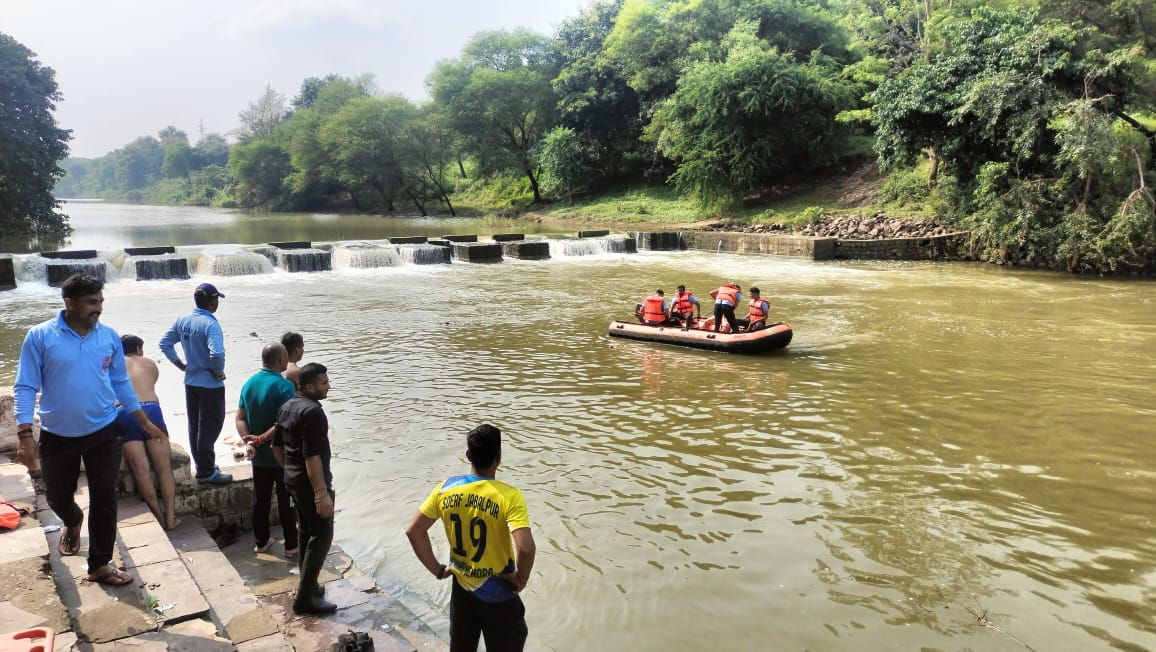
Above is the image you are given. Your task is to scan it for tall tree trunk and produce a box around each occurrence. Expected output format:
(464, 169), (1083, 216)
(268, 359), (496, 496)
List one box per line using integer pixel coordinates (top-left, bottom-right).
(926, 146), (939, 188)
(457, 156), (468, 179)
(525, 166), (541, 203)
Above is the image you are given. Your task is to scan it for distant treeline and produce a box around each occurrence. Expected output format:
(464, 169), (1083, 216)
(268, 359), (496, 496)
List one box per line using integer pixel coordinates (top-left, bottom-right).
(57, 0), (1156, 272)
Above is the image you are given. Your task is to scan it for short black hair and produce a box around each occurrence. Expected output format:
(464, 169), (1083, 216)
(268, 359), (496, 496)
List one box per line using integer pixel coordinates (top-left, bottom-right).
(750, 287), (760, 294)
(194, 292), (217, 309)
(121, 334), (144, 355)
(467, 423), (502, 470)
(281, 331), (303, 351)
(299, 362), (327, 389)
(677, 285), (685, 290)
(655, 289), (664, 296)
(61, 274), (103, 300)
(261, 343), (287, 367)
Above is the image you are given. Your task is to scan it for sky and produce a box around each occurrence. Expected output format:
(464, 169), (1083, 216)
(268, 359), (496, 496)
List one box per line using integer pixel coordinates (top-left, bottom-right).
(5, 0), (583, 158)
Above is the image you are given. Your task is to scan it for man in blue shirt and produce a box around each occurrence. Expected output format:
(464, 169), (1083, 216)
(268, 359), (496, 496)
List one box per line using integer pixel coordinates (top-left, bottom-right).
(14, 274), (167, 586)
(160, 282), (230, 484)
(236, 343), (297, 557)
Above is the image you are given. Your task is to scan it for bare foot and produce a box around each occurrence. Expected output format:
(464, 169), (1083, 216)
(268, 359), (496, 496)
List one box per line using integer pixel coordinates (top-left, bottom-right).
(165, 516), (182, 531)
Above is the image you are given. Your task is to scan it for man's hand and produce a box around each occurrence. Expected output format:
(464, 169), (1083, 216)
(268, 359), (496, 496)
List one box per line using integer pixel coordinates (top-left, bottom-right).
(315, 493), (333, 519)
(498, 570), (527, 592)
(215, 373), (227, 381)
(144, 420), (169, 442)
(16, 436), (38, 470)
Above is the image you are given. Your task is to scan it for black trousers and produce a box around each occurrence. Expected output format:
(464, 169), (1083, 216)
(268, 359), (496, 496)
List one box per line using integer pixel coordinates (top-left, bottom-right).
(39, 424), (122, 574)
(290, 484), (334, 600)
(184, 385), (225, 478)
(252, 465), (297, 547)
(714, 303), (738, 331)
(450, 579), (528, 652)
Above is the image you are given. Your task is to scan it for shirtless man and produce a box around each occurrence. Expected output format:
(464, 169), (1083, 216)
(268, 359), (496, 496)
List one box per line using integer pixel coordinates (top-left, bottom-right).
(281, 332), (305, 388)
(116, 334), (180, 530)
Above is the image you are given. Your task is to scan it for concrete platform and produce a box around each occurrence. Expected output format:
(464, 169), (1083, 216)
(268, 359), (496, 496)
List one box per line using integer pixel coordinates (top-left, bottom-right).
(0, 457), (444, 651)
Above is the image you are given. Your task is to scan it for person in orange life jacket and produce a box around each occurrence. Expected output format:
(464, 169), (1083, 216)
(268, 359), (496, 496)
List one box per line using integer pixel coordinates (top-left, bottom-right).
(709, 283), (742, 332)
(634, 289), (676, 326)
(736, 287), (770, 332)
(668, 284), (700, 331)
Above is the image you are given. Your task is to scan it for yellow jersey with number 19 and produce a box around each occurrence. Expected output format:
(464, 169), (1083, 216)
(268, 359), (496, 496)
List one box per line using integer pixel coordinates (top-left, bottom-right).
(420, 474), (531, 601)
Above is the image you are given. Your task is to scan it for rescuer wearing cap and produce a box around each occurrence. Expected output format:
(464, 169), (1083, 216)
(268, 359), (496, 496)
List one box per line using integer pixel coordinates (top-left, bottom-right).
(160, 282), (232, 484)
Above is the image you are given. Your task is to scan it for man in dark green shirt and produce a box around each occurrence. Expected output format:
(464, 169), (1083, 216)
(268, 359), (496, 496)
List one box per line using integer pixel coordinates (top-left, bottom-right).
(236, 343), (297, 556)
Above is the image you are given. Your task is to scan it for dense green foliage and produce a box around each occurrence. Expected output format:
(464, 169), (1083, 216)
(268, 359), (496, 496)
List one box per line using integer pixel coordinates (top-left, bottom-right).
(0, 32), (71, 238)
(43, 0), (1156, 271)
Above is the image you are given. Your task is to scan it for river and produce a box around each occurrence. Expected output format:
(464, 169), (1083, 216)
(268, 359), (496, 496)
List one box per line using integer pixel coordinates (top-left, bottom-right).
(1, 203), (1153, 651)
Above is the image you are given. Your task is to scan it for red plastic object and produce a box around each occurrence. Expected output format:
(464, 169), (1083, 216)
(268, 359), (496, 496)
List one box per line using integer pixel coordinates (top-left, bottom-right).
(0, 627), (55, 652)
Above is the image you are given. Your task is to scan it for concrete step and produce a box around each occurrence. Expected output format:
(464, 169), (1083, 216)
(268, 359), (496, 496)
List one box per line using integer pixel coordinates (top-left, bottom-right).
(116, 499), (211, 625)
(166, 517), (286, 647)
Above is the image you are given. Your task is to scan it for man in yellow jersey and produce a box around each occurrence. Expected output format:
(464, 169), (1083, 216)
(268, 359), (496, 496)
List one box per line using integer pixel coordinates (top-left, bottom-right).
(406, 423), (536, 652)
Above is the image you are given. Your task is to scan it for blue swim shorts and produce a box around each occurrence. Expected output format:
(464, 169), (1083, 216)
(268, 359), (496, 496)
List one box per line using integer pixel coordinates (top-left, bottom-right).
(116, 401), (168, 443)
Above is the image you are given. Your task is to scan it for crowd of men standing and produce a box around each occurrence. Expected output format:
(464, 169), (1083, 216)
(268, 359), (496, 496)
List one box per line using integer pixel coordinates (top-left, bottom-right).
(12, 273), (537, 650)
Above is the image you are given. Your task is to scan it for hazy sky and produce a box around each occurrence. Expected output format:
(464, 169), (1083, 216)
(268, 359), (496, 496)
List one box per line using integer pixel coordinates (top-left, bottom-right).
(5, 0), (583, 158)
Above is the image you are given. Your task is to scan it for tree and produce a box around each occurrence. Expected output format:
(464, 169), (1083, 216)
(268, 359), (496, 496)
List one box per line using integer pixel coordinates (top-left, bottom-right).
(430, 29), (560, 203)
(236, 84), (286, 142)
(537, 126), (592, 203)
(0, 32), (72, 237)
(318, 95), (418, 213)
(228, 141), (293, 209)
(652, 20), (855, 207)
(553, 0), (644, 186)
(399, 110), (459, 215)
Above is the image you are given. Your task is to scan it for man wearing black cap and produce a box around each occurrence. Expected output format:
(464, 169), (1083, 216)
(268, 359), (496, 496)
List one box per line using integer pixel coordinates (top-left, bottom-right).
(160, 282), (231, 484)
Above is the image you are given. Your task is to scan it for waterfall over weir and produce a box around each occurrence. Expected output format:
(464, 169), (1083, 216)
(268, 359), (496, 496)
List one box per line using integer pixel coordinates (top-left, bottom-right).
(548, 236), (637, 257)
(398, 244), (451, 265)
(277, 248), (332, 272)
(195, 250), (274, 276)
(332, 243), (403, 269)
(123, 255), (190, 280)
(13, 256), (111, 286)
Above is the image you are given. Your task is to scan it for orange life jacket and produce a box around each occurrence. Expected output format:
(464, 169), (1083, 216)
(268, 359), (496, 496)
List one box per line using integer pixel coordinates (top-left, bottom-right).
(714, 285), (739, 305)
(671, 292), (696, 313)
(747, 297), (769, 322)
(642, 295), (667, 322)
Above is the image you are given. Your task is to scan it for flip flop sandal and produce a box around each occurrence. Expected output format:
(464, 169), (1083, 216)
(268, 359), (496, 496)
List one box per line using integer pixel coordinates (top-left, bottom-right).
(58, 530), (81, 556)
(88, 565), (133, 586)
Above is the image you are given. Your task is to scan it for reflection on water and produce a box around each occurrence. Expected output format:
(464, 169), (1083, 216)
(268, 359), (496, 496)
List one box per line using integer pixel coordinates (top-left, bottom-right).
(0, 204), (1153, 651)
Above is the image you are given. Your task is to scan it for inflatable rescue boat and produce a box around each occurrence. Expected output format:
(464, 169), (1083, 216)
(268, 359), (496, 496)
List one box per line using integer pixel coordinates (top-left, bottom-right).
(608, 318), (792, 354)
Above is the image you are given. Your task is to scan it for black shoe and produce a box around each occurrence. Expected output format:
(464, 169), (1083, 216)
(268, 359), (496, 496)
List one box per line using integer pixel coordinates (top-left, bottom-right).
(293, 595), (337, 615)
(313, 584), (325, 598)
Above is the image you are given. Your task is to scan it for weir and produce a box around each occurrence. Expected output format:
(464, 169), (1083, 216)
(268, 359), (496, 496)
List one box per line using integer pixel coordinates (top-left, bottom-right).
(331, 242), (403, 268)
(398, 243), (452, 265)
(124, 254), (191, 280)
(195, 249), (275, 276)
(276, 248), (332, 272)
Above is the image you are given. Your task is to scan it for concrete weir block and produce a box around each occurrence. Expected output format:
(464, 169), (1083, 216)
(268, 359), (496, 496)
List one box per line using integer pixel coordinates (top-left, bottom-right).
(634, 231), (685, 251)
(0, 255), (15, 291)
(124, 246), (176, 256)
(40, 249), (97, 260)
(276, 248), (332, 272)
(268, 241), (312, 250)
(452, 242), (503, 263)
(386, 236), (427, 244)
(428, 239), (451, 247)
(130, 255), (190, 280)
(442, 234), (477, 243)
(45, 260), (106, 286)
(491, 233), (525, 242)
(578, 230), (610, 238)
(502, 241), (550, 260)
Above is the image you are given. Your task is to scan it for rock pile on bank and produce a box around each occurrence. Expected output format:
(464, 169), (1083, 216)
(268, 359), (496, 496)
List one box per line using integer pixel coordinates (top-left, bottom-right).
(731, 213), (958, 240)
